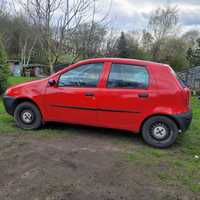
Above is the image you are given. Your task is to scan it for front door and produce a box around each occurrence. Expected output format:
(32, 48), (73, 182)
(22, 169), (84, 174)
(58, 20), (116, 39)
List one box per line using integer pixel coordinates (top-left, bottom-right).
(44, 62), (104, 126)
(96, 62), (151, 131)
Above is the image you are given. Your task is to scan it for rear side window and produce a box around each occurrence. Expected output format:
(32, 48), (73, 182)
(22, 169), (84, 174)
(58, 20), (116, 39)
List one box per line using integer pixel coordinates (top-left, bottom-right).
(177, 78), (187, 88)
(107, 63), (149, 89)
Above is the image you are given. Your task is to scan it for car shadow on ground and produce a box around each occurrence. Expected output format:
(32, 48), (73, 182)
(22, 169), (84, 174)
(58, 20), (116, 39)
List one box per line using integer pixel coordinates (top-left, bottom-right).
(42, 122), (144, 146)
(39, 122), (184, 150)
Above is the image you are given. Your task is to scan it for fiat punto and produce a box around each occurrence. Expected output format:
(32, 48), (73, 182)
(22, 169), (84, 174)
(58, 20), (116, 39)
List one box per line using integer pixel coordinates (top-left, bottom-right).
(3, 58), (192, 148)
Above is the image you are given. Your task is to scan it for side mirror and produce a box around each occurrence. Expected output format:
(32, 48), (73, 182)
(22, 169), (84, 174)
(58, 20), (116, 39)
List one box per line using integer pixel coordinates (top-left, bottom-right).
(48, 79), (57, 87)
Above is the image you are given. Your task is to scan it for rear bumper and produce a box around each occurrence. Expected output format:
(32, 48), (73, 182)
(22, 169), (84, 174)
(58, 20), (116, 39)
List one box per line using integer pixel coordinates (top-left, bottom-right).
(172, 110), (192, 132)
(3, 96), (16, 115)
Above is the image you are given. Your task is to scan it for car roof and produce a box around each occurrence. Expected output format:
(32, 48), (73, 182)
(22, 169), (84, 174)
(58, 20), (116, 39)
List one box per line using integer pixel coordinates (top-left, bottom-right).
(52, 57), (168, 78)
(76, 58), (165, 67)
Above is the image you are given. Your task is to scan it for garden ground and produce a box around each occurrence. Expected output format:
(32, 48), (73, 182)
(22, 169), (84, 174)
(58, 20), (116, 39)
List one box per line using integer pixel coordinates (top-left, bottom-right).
(0, 77), (199, 200)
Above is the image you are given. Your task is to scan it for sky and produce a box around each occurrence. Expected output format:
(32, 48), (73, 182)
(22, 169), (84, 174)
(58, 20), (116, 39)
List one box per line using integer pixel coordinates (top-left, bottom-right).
(12, 0), (200, 33)
(98, 0), (200, 32)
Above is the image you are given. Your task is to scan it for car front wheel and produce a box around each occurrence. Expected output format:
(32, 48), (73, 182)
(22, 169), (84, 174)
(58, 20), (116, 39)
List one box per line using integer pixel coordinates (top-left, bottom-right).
(142, 116), (178, 148)
(14, 102), (42, 130)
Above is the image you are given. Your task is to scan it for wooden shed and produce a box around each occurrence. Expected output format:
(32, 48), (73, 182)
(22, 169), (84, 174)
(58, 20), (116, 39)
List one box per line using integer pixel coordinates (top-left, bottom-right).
(22, 64), (49, 77)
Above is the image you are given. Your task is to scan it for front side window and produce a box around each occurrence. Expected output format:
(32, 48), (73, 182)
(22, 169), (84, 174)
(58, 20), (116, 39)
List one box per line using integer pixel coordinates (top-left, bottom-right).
(107, 63), (149, 89)
(58, 63), (103, 87)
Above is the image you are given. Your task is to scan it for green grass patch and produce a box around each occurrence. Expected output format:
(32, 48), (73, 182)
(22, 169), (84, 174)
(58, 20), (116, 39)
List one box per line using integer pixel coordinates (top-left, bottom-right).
(127, 153), (139, 161)
(157, 172), (171, 181)
(124, 97), (200, 193)
(8, 76), (37, 86)
(155, 158), (200, 192)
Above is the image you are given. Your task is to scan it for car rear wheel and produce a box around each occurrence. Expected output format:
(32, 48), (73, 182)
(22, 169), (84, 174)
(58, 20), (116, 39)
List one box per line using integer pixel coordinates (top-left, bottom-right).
(142, 116), (178, 148)
(14, 102), (42, 130)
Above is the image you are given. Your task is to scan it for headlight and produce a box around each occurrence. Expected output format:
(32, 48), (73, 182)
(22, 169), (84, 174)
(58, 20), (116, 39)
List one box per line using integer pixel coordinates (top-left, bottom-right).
(4, 88), (12, 96)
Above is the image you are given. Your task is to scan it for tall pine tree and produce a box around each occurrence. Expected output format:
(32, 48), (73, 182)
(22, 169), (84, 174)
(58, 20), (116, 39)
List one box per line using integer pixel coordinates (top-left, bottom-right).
(117, 32), (129, 58)
(0, 38), (9, 94)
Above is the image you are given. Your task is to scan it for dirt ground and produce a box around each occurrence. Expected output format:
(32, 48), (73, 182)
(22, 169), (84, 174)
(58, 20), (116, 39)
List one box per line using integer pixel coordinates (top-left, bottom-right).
(0, 124), (199, 200)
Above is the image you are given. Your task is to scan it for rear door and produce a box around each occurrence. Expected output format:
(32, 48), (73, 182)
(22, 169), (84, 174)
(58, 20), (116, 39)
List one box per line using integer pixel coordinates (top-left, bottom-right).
(96, 62), (152, 131)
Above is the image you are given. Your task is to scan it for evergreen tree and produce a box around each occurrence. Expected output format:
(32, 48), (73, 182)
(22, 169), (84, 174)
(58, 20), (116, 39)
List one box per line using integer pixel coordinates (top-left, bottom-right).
(0, 38), (9, 94)
(117, 32), (129, 58)
(186, 47), (193, 64)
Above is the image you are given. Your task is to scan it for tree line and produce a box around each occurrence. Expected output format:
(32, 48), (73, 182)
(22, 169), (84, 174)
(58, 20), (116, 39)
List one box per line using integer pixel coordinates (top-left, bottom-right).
(1, 0), (200, 77)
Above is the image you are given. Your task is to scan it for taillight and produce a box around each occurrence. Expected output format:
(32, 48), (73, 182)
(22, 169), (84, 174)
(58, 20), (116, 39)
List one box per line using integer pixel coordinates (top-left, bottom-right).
(184, 88), (191, 109)
(188, 89), (191, 108)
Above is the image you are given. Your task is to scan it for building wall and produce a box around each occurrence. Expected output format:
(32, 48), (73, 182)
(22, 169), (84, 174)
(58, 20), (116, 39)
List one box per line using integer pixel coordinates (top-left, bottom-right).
(178, 66), (200, 91)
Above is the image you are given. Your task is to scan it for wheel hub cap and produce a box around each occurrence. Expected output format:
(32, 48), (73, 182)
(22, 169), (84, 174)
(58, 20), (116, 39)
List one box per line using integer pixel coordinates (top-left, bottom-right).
(22, 111), (33, 124)
(151, 124), (168, 140)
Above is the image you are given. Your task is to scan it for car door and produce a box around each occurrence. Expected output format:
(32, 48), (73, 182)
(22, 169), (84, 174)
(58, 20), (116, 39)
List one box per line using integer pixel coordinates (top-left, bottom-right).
(44, 62), (104, 126)
(96, 62), (153, 131)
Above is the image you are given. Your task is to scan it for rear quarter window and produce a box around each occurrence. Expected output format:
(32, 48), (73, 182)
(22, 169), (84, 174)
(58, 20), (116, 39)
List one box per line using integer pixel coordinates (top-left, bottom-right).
(168, 66), (186, 88)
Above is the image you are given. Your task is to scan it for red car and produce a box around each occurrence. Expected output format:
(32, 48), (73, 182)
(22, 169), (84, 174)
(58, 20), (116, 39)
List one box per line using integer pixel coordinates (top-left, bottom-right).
(3, 58), (192, 148)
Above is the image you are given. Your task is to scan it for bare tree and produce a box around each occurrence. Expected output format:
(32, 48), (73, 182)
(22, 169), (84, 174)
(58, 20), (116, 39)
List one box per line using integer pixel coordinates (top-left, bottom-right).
(86, 0), (112, 57)
(182, 30), (200, 48)
(68, 0), (111, 61)
(69, 22), (107, 60)
(23, 0), (91, 73)
(19, 26), (38, 67)
(148, 5), (179, 41)
(141, 30), (154, 52)
(148, 4), (179, 60)
(105, 28), (118, 56)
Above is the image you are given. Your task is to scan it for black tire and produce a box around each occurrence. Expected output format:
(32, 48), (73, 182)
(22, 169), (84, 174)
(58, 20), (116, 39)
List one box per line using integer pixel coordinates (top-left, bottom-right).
(14, 102), (42, 130)
(142, 116), (178, 148)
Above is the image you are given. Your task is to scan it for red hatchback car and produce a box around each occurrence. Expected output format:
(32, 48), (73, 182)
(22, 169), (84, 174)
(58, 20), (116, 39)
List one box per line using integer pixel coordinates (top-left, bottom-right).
(3, 58), (192, 148)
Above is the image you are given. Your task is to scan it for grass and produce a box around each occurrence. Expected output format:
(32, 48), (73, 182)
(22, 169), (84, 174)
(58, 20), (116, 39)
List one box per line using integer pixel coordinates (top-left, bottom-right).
(8, 76), (37, 86)
(0, 76), (200, 194)
(124, 97), (200, 193)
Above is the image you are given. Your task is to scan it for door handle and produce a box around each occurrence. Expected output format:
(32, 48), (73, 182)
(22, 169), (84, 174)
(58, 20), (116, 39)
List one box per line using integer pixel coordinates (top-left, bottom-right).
(138, 93), (149, 98)
(85, 92), (95, 97)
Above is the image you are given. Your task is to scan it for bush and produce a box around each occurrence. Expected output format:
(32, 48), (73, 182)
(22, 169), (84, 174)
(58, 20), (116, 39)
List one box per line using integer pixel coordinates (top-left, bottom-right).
(0, 39), (9, 95)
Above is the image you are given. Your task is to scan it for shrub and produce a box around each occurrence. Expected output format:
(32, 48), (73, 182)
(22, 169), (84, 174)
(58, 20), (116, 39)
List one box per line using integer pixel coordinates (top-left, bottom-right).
(0, 39), (9, 95)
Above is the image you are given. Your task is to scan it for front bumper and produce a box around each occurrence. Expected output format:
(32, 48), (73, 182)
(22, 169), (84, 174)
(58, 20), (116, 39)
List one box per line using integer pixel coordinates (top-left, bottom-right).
(3, 96), (16, 115)
(172, 111), (192, 132)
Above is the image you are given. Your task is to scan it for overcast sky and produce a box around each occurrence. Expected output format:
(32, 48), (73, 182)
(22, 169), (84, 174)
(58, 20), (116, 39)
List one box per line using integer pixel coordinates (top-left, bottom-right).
(98, 0), (200, 32)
